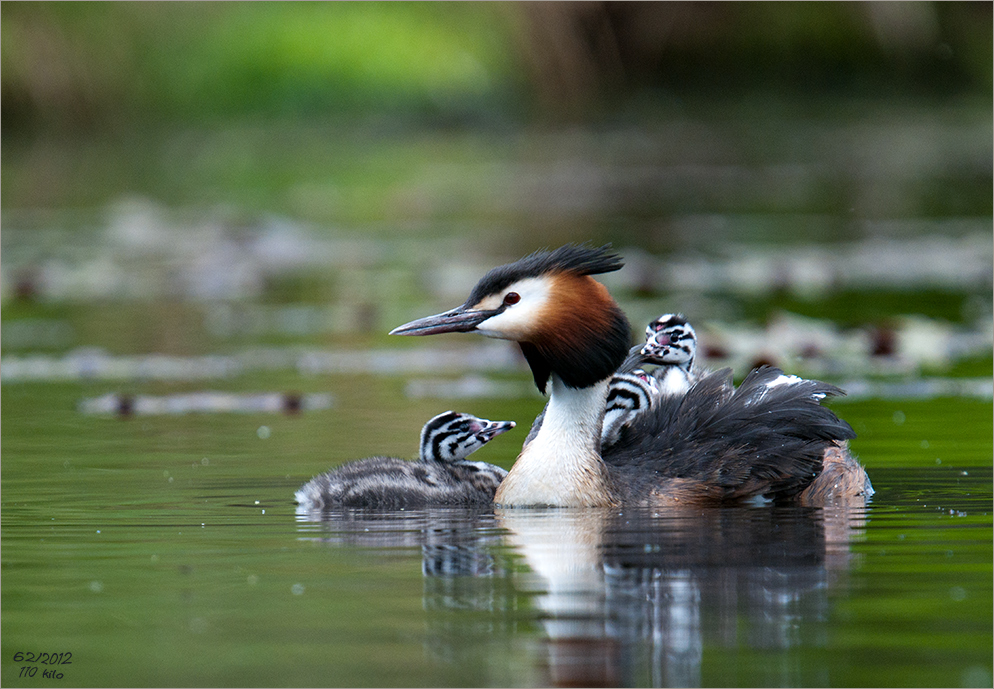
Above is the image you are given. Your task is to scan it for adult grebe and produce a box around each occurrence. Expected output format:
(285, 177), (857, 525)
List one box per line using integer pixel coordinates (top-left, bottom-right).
(391, 244), (871, 508)
(295, 411), (514, 510)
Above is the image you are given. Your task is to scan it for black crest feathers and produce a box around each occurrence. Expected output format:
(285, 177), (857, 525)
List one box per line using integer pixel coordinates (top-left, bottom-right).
(465, 243), (624, 307)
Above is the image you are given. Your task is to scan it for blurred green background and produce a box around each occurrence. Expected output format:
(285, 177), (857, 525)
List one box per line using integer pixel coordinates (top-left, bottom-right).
(2, 1), (991, 374)
(3, 1), (991, 217)
(3, 2), (991, 130)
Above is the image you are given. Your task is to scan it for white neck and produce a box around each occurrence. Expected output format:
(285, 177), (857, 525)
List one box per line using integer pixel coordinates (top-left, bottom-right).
(494, 375), (616, 507)
(656, 364), (693, 396)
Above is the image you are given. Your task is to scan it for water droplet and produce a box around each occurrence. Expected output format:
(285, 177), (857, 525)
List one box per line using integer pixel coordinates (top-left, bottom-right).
(919, 439), (929, 449)
(291, 583), (305, 595)
(201, 457), (209, 466)
(892, 410), (905, 425)
(89, 581), (104, 593)
(949, 586), (967, 601)
(247, 575), (259, 586)
(257, 426), (271, 439)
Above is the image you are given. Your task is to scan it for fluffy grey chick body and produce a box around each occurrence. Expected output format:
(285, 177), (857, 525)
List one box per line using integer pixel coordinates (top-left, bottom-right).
(295, 411), (513, 510)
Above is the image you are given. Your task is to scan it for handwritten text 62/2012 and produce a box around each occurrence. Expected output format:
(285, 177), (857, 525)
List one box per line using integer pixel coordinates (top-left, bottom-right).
(12, 652), (71, 680)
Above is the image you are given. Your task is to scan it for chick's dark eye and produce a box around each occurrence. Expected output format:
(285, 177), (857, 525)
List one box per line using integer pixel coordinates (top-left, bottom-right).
(503, 292), (520, 306)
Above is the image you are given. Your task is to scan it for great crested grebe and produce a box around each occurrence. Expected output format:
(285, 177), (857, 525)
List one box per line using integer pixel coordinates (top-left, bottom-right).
(391, 244), (872, 508)
(295, 411), (514, 510)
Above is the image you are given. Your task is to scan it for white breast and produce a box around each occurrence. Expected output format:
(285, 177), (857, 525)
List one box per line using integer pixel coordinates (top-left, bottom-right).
(495, 377), (614, 507)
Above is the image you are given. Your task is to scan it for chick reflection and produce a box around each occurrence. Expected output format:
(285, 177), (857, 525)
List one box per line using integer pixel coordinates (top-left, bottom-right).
(497, 505), (867, 687)
(296, 507), (529, 684)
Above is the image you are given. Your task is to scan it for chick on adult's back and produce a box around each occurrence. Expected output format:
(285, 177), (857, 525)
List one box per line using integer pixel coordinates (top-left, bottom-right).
(623, 313), (702, 396)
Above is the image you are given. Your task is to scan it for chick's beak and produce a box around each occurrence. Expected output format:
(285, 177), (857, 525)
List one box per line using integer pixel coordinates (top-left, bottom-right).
(477, 420), (515, 441)
(389, 304), (496, 336)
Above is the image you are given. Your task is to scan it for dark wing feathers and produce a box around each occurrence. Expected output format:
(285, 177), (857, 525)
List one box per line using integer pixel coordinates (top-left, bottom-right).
(605, 366), (853, 501)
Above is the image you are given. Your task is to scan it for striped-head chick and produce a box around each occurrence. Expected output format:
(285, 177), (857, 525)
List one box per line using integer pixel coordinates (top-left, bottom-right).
(420, 411), (516, 463)
(642, 313), (698, 396)
(391, 244), (632, 393)
(601, 372), (659, 449)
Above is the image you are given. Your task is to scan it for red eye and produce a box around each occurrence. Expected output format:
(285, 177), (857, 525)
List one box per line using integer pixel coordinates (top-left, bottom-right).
(503, 292), (520, 305)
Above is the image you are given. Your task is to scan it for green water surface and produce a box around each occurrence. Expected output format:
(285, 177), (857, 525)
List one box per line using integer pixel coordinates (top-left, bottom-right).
(2, 375), (991, 687)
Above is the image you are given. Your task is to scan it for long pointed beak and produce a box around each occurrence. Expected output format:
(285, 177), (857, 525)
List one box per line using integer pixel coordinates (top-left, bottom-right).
(478, 420), (515, 442)
(389, 305), (496, 336)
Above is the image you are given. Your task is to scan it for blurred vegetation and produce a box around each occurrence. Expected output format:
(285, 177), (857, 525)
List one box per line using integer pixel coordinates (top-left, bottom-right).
(2, 2), (990, 135)
(0, 2), (520, 131)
